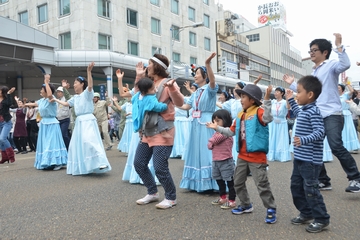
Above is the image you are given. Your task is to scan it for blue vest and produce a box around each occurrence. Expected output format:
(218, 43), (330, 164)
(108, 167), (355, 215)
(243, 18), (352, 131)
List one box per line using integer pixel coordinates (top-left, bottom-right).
(235, 106), (269, 153)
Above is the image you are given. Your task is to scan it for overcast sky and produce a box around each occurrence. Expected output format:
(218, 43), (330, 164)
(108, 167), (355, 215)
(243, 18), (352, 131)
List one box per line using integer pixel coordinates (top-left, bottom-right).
(218, 0), (360, 81)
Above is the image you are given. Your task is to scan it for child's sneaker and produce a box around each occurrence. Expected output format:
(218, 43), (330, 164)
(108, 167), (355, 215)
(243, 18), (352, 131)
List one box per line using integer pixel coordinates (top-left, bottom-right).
(231, 204), (253, 215)
(220, 200), (236, 209)
(265, 208), (277, 224)
(211, 198), (227, 205)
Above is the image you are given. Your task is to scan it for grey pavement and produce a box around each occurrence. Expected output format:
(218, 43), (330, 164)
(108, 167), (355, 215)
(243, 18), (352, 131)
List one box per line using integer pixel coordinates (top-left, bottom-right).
(1, 149), (360, 240)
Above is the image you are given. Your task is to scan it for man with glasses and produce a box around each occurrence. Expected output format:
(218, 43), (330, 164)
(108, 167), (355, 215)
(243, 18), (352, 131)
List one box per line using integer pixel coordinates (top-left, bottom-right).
(283, 33), (360, 193)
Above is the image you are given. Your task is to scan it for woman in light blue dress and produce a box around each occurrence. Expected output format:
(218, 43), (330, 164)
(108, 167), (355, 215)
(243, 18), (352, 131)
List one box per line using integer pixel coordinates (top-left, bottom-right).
(54, 62), (111, 175)
(267, 87), (291, 162)
(113, 96), (133, 153)
(179, 53), (219, 192)
(338, 83), (360, 151)
(170, 102), (192, 158)
(24, 75), (67, 170)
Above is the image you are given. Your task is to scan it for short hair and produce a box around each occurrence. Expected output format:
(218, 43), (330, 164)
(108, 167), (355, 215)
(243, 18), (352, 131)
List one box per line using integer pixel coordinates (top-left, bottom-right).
(211, 109), (233, 127)
(75, 76), (88, 91)
(150, 54), (169, 78)
(297, 75), (322, 100)
(42, 83), (56, 94)
(275, 86), (285, 96)
(137, 77), (154, 95)
(309, 39), (332, 59)
(338, 83), (345, 92)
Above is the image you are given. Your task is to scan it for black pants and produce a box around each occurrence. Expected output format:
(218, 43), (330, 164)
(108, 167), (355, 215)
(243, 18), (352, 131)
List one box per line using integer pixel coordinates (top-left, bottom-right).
(13, 136), (27, 152)
(26, 120), (38, 151)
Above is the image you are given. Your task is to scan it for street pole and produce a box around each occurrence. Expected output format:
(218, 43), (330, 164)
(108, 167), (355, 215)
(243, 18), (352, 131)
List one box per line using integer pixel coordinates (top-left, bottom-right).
(169, 22), (204, 79)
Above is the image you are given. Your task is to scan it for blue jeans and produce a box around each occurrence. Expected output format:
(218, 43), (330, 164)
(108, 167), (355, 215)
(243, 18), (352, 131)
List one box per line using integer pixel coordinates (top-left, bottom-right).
(0, 120), (13, 150)
(319, 115), (360, 183)
(58, 118), (70, 150)
(291, 160), (330, 224)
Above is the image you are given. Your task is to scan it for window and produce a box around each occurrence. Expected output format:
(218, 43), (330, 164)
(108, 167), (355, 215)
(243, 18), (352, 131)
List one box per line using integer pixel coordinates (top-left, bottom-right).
(59, 0), (70, 16)
(171, 25), (180, 41)
(171, 0), (179, 14)
(246, 33), (260, 42)
(188, 7), (195, 21)
(128, 41), (138, 56)
(0, 0), (9, 4)
(127, 9), (137, 27)
(19, 11), (28, 25)
(172, 52), (180, 62)
(98, 0), (111, 18)
(190, 57), (197, 65)
(37, 4), (48, 23)
(99, 34), (111, 50)
(151, 18), (161, 35)
(59, 32), (71, 49)
(204, 37), (211, 51)
(203, 0), (209, 5)
(150, 0), (159, 6)
(204, 14), (210, 28)
(152, 47), (162, 55)
(189, 32), (196, 46)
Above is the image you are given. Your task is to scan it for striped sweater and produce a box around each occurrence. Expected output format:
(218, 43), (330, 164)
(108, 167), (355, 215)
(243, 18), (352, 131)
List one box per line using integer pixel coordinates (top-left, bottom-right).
(288, 98), (325, 165)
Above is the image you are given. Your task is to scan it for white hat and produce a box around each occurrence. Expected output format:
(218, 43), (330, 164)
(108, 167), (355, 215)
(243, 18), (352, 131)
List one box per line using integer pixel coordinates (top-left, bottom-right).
(56, 86), (63, 92)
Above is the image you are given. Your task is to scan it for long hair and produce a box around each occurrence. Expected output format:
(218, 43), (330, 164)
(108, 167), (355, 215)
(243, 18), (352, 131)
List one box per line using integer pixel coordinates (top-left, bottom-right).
(0, 86), (9, 99)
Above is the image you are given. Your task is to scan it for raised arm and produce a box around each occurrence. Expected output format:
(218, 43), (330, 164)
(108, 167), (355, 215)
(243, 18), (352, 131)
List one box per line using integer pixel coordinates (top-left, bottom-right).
(205, 52), (216, 89)
(116, 69), (132, 98)
(87, 62), (95, 92)
(62, 80), (73, 100)
(43, 74), (53, 99)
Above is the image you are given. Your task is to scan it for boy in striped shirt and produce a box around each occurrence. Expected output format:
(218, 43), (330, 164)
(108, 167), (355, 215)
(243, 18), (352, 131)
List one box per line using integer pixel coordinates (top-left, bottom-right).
(286, 75), (330, 233)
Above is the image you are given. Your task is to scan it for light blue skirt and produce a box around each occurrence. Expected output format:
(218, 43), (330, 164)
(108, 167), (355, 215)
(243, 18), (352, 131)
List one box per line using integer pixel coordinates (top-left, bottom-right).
(66, 114), (111, 175)
(342, 112), (360, 151)
(170, 116), (191, 158)
(122, 131), (158, 184)
(34, 120), (68, 170)
(267, 119), (291, 162)
(180, 114), (218, 192)
(117, 119), (133, 153)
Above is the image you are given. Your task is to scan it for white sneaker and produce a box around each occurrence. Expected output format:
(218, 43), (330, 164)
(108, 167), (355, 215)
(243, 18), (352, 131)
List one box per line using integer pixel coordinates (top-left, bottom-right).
(99, 165), (108, 170)
(155, 199), (177, 209)
(136, 193), (159, 205)
(53, 165), (62, 171)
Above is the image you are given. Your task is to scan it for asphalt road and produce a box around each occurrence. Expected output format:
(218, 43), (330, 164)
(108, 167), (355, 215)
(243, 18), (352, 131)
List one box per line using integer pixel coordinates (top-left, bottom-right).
(1, 149), (360, 240)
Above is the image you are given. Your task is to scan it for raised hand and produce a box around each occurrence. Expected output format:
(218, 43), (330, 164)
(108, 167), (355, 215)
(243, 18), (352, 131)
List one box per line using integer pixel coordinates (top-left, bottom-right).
(44, 74), (50, 84)
(205, 52), (216, 65)
(254, 74), (263, 85)
(264, 85), (272, 100)
(283, 74), (294, 85)
(333, 33), (342, 47)
(116, 69), (124, 79)
(112, 96), (118, 102)
(61, 79), (68, 88)
(8, 87), (16, 94)
(87, 62), (95, 72)
(285, 89), (293, 100)
(135, 62), (146, 77)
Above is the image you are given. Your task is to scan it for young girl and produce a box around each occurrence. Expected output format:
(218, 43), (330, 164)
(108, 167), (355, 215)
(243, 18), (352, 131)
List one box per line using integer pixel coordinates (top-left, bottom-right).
(208, 109), (236, 209)
(24, 75), (67, 170)
(132, 77), (169, 138)
(53, 62), (111, 175)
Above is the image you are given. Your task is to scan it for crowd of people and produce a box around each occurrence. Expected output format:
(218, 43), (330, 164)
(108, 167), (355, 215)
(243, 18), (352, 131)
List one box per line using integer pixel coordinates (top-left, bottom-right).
(1, 33), (360, 233)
